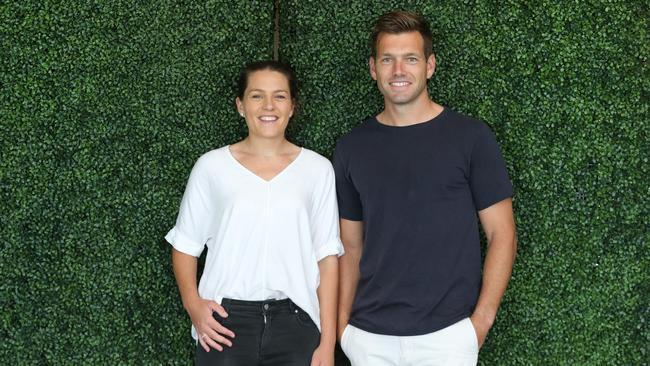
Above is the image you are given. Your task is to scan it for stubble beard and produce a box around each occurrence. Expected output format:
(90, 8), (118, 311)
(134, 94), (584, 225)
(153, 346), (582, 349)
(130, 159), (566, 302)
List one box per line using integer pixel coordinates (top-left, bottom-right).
(382, 84), (427, 107)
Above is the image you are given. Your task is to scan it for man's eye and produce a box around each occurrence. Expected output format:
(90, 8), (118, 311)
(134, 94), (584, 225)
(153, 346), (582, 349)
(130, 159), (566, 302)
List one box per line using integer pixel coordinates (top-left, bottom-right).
(407, 57), (418, 63)
(251, 94), (262, 99)
(275, 95), (287, 100)
(381, 58), (392, 64)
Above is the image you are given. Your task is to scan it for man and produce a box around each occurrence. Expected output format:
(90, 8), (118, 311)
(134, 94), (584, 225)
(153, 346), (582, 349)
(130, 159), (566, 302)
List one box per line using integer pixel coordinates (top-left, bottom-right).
(334, 10), (517, 366)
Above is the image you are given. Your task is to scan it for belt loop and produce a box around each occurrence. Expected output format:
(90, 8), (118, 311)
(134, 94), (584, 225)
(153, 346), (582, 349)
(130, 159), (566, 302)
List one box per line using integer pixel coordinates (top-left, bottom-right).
(288, 299), (296, 313)
(221, 298), (231, 308)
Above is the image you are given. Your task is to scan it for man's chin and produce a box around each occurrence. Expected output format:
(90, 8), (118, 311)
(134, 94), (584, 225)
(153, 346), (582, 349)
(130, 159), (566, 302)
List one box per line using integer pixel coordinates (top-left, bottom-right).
(384, 95), (416, 105)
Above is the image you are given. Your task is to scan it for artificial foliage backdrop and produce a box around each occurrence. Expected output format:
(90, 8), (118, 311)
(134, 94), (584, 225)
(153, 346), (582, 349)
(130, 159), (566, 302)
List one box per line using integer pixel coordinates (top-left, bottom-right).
(1, 0), (648, 364)
(281, 1), (648, 365)
(1, 1), (273, 364)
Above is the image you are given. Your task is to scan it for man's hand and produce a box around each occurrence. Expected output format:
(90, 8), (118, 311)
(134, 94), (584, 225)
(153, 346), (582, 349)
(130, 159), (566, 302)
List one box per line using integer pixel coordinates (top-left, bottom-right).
(337, 322), (348, 342)
(470, 310), (495, 348)
(187, 297), (235, 352)
(310, 344), (335, 366)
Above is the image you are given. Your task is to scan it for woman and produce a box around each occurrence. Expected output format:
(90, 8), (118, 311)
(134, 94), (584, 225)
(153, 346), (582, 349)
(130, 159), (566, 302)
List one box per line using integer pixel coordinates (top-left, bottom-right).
(165, 61), (342, 366)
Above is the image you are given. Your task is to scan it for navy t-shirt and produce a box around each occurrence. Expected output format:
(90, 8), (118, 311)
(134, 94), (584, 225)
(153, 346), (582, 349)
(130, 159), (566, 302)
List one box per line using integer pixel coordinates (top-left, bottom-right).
(333, 108), (513, 336)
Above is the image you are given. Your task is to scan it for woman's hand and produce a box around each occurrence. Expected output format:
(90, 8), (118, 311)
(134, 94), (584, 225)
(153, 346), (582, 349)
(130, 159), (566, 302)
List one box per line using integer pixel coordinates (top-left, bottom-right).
(310, 344), (334, 366)
(187, 297), (235, 352)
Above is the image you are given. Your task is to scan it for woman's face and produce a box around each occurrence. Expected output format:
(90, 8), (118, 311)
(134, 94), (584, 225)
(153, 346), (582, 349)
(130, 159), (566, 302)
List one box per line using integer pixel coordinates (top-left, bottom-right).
(236, 70), (294, 140)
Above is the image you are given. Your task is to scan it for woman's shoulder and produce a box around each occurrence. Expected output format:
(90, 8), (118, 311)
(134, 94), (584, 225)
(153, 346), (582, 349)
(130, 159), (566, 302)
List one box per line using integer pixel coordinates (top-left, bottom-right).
(193, 146), (230, 171)
(295, 148), (335, 185)
(299, 147), (333, 169)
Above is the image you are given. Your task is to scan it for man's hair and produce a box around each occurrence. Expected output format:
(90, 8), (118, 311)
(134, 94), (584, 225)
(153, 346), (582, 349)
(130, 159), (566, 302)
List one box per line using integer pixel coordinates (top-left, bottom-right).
(236, 60), (298, 102)
(370, 10), (433, 59)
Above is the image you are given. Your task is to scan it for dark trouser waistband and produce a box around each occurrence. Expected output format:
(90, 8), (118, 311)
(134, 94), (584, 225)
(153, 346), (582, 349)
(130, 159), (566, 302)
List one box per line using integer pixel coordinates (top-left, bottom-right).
(221, 298), (299, 313)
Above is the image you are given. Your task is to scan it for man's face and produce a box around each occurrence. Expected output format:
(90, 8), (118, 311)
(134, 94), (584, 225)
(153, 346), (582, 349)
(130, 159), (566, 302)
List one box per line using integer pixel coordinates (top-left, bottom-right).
(369, 32), (435, 107)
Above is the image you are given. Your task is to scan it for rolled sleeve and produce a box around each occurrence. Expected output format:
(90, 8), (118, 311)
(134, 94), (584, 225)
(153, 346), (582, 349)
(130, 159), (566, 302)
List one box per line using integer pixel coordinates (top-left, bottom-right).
(165, 155), (213, 257)
(315, 237), (345, 261)
(165, 227), (205, 257)
(310, 160), (345, 261)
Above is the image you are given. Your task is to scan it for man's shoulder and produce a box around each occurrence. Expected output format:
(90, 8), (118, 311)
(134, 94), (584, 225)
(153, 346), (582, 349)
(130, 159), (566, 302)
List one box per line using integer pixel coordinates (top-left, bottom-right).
(335, 116), (376, 149)
(440, 108), (498, 146)
(444, 108), (487, 130)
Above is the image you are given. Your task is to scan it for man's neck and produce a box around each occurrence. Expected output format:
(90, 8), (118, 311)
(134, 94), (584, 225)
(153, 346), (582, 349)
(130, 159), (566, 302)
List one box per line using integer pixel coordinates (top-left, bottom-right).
(377, 96), (444, 126)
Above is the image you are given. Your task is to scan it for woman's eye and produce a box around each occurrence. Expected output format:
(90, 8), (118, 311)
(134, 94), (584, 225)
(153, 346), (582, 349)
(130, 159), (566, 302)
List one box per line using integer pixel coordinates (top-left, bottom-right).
(275, 95), (287, 100)
(251, 94), (262, 99)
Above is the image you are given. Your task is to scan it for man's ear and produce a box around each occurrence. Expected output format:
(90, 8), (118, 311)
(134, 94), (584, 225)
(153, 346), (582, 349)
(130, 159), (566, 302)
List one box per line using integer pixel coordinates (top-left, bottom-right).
(369, 57), (378, 81)
(426, 53), (436, 79)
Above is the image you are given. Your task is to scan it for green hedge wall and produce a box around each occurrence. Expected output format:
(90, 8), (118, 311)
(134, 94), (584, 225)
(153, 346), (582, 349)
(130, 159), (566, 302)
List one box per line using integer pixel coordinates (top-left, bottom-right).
(1, 1), (272, 364)
(281, 1), (648, 365)
(2, 0), (648, 364)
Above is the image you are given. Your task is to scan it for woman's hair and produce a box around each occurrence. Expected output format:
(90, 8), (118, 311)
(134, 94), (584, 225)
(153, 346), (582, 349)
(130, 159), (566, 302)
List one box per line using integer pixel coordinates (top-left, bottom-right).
(370, 10), (433, 59)
(236, 60), (299, 102)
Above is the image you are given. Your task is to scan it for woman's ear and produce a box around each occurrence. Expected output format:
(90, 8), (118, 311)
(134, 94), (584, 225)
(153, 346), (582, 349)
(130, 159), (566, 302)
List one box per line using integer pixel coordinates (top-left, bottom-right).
(235, 97), (244, 117)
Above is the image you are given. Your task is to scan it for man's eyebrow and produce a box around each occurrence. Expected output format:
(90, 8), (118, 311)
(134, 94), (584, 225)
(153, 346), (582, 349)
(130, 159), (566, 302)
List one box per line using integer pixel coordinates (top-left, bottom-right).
(379, 52), (421, 57)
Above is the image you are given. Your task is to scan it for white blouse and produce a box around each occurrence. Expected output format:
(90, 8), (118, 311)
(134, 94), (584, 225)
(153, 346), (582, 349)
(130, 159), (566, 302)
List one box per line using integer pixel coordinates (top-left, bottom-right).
(165, 146), (344, 339)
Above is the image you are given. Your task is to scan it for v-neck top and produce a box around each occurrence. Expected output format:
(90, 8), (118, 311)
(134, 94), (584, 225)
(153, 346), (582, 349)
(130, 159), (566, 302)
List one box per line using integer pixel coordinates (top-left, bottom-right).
(225, 145), (304, 183)
(165, 146), (344, 338)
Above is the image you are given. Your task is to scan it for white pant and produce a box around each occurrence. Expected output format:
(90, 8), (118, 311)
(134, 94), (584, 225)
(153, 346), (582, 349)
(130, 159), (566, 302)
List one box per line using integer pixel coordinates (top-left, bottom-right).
(340, 318), (479, 366)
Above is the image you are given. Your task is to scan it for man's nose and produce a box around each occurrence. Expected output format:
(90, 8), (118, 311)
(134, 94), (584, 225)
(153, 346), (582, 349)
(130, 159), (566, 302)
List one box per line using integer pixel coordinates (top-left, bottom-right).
(393, 60), (405, 76)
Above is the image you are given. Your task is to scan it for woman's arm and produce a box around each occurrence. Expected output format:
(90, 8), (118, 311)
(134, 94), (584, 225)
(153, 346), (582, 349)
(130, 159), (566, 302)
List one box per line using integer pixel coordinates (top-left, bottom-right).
(172, 248), (235, 352)
(311, 255), (338, 366)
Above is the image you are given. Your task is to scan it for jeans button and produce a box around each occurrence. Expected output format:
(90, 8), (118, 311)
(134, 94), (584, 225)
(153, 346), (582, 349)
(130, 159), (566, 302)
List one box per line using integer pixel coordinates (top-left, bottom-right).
(263, 304), (269, 310)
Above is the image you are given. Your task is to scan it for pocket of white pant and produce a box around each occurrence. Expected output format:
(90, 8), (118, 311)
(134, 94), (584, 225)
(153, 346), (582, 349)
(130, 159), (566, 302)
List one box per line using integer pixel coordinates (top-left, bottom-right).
(465, 318), (479, 351)
(340, 324), (351, 352)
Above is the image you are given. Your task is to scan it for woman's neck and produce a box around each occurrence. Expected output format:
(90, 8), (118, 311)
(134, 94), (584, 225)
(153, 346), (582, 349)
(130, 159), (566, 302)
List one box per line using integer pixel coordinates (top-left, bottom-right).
(236, 136), (295, 157)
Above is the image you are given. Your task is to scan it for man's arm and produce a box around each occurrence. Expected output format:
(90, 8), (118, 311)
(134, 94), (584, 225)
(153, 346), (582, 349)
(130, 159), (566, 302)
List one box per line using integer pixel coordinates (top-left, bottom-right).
(337, 218), (364, 340)
(472, 198), (517, 348)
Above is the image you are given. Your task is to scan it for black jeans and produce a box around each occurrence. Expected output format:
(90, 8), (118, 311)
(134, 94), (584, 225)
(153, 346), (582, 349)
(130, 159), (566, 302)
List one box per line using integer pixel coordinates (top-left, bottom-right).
(196, 298), (320, 366)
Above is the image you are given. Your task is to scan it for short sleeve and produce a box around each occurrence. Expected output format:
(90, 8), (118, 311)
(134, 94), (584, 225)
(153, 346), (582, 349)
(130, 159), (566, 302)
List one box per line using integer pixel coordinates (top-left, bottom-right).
(165, 157), (214, 257)
(333, 141), (363, 221)
(310, 161), (345, 261)
(469, 124), (514, 211)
